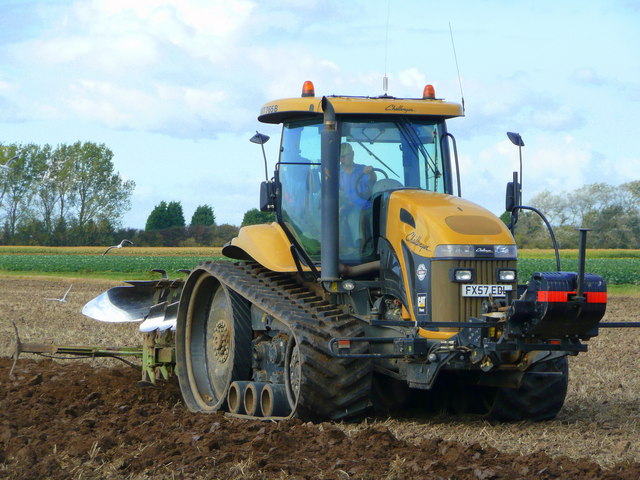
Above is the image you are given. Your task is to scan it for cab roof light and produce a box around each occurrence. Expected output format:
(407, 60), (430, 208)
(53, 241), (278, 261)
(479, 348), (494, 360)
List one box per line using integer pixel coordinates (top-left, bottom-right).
(423, 84), (435, 99)
(301, 80), (315, 97)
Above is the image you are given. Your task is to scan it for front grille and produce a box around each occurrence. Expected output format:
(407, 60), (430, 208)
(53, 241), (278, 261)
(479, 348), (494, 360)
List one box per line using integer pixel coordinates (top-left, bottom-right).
(430, 259), (517, 326)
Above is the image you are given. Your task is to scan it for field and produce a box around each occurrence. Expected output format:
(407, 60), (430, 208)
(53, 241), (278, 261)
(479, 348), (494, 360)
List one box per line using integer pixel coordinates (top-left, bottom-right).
(0, 247), (638, 288)
(1, 250), (640, 479)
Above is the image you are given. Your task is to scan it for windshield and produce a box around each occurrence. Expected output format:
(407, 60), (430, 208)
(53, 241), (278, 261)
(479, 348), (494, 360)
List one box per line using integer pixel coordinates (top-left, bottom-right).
(278, 116), (450, 264)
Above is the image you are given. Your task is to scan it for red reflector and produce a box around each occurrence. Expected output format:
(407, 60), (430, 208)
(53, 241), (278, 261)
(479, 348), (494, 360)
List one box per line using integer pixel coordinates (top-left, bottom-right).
(537, 291), (569, 302)
(423, 84), (435, 99)
(301, 80), (315, 97)
(337, 340), (351, 347)
(585, 291), (607, 303)
(537, 290), (607, 303)
(549, 339), (561, 345)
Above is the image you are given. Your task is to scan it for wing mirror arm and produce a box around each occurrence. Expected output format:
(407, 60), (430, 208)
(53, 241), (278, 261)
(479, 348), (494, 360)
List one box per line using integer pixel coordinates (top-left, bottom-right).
(251, 131), (276, 212)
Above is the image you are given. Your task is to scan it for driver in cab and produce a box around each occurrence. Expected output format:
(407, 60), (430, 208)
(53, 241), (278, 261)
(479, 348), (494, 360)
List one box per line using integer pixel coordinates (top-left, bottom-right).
(339, 143), (376, 209)
(339, 142), (376, 253)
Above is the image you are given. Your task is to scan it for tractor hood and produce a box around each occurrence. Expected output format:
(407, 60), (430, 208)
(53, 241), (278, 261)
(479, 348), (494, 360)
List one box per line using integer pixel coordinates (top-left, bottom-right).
(383, 190), (515, 258)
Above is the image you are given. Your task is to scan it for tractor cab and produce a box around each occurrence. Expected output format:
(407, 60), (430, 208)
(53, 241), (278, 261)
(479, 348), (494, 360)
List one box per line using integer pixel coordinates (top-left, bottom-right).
(244, 81), (465, 273)
(277, 115), (453, 264)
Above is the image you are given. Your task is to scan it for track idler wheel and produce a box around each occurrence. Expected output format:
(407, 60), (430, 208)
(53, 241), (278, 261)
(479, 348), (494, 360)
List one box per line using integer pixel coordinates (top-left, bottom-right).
(284, 334), (302, 413)
(175, 271), (251, 413)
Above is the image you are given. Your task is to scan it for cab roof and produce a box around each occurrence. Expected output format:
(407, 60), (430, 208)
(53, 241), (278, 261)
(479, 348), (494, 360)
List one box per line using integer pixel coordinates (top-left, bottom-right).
(258, 94), (465, 124)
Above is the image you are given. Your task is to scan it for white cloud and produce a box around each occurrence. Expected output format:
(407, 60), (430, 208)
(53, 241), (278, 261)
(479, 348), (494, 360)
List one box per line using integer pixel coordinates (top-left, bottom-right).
(5, 0), (359, 138)
(457, 134), (621, 217)
(573, 67), (606, 86)
(2, 0), (638, 230)
(530, 105), (584, 130)
(397, 68), (427, 91)
(455, 75), (586, 138)
(66, 80), (155, 128)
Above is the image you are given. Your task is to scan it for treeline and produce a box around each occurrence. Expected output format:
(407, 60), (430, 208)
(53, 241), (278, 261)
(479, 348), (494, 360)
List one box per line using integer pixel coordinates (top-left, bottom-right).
(0, 138), (274, 248)
(508, 181), (640, 249)
(0, 142), (134, 246)
(6, 140), (632, 250)
(120, 205), (274, 248)
(132, 200), (241, 247)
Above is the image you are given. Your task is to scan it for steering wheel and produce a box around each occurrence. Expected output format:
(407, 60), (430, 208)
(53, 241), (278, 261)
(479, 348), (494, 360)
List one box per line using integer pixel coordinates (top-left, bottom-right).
(355, 168), (388, 200)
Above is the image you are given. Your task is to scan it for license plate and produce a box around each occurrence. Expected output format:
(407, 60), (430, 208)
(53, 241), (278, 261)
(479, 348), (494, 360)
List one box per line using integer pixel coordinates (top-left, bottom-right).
(461, 284), (512, 297)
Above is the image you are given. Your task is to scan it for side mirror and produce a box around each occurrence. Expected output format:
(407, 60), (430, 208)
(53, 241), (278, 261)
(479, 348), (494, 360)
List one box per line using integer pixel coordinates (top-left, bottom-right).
(505, 181), (519, 212)
(505, 170), (521, 212)
(260, 181), (275, 212)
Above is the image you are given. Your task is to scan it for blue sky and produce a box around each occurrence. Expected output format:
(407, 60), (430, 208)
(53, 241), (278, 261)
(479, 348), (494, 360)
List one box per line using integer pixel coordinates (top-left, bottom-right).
(1, 0), (638, 229)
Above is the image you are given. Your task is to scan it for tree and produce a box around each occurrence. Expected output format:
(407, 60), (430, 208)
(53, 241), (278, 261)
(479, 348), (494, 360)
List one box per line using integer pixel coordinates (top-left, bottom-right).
(212, 223), (240, 246)
(69, 142), (135, 230)
(0, 141), (135, 245)
(145, 200), (185, 231)
(242, 208), (275, 226)
(49, 144), (78, 226)
(166, 201), (185, 228)
(191, 205), (215, 226)
(0, 144), (38, 239)
(30, 144), (57, 235)
(530, 180), (640, 249)
(146, 201), (169, 230)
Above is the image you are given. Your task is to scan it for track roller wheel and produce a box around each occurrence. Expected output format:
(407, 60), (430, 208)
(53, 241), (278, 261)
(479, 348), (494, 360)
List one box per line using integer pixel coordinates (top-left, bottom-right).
(175, 270), (251, 413)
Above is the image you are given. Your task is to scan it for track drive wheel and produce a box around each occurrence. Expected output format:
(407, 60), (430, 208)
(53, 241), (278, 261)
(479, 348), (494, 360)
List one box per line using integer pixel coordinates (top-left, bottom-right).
(284, 318), (373, 422)
(175, 270), (251, 413)
(483, 356), (569, 422)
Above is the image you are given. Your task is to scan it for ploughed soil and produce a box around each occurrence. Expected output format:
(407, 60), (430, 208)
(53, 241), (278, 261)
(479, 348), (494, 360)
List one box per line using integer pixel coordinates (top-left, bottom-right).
(1, 278), (640, 479)
(2, 359), (640, 480)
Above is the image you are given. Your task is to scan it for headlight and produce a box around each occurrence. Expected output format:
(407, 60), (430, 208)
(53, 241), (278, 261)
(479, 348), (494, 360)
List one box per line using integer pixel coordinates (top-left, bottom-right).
(497, 269), (517, 282)
(450, 268), (474, 282)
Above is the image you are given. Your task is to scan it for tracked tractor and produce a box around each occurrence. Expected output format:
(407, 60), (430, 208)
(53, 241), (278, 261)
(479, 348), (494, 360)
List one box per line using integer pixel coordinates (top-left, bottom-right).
(17, 81), (619, 421)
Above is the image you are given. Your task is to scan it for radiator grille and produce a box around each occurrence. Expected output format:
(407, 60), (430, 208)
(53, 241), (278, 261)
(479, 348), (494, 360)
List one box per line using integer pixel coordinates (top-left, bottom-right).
(430, 259), (517, 327)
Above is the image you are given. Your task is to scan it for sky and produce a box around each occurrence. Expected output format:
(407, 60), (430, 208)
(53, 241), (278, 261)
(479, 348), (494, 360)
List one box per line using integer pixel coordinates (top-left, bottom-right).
(1, 0), (639, 229)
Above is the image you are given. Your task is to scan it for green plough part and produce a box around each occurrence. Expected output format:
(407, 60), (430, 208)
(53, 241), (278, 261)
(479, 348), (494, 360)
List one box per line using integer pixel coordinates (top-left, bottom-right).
(10, 319), (176, 386)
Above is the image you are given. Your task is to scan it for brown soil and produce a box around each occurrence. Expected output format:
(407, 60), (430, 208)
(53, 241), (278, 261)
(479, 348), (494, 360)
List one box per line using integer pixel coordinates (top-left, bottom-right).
(1, 278), (640, 479)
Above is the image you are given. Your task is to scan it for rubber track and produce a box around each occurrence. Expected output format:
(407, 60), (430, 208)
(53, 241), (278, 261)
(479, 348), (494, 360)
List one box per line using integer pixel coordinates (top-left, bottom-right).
(195, 260), (373, 421)
(485, 356), (569, 421)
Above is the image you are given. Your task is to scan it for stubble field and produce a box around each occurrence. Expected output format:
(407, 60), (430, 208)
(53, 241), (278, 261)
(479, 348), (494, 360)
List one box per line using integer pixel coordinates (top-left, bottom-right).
(1, 277), (640, 479)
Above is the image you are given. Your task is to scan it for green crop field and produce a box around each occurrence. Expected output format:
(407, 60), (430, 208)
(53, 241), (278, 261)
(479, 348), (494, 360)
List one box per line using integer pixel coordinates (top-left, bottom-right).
(518, 258), (639, 285)
(519, 249), (640, 259)
(0, 254), (222, 278)
(0, 247), (637, 290)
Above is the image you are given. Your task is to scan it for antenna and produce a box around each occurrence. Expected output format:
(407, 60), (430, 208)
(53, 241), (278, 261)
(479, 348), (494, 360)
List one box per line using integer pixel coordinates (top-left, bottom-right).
(449, 23), (465, 113)
(382, 0), (391, 95)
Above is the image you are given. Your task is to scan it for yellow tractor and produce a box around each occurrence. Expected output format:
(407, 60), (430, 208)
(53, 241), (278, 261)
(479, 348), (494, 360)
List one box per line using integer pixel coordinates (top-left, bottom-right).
(27, 81), (611, 421)
(169, 81), (608, 421)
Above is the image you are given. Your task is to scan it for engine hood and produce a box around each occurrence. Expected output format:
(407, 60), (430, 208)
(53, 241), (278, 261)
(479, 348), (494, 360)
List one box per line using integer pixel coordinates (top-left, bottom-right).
(384, 190), (515, 258)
